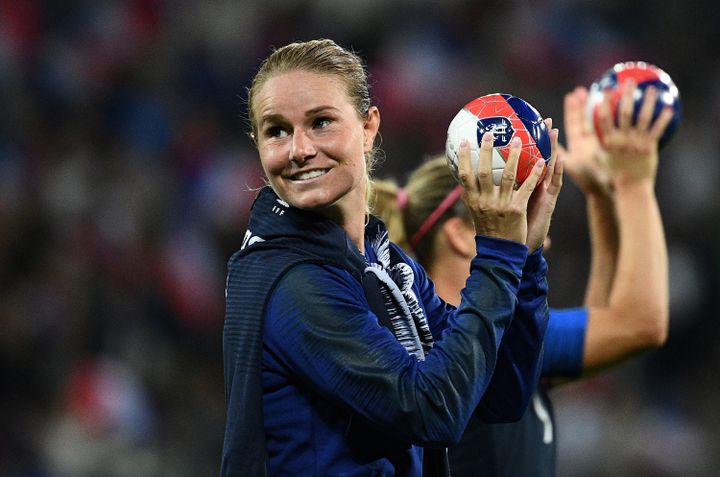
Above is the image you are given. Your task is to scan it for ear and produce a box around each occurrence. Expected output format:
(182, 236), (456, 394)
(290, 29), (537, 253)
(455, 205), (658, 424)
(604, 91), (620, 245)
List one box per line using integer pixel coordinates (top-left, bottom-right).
(363, 106), (381, 153)
(442, 217), (475, 258)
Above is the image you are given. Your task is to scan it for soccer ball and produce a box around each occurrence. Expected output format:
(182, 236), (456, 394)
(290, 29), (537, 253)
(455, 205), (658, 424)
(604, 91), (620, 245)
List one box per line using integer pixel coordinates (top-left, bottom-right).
(445, 93), (551, 186)
(587, 61), (681, 149)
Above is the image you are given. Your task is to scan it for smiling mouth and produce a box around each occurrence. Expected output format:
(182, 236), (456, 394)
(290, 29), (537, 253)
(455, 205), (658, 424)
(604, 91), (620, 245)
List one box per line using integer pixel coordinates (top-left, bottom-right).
(290, 169), (330, 181)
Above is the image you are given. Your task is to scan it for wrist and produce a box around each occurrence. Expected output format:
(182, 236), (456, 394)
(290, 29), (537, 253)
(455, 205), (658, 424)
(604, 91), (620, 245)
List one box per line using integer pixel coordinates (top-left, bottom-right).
(583, 181), (614, 201)
(612, 175), (655, 194)
(609, 163), (658, 189)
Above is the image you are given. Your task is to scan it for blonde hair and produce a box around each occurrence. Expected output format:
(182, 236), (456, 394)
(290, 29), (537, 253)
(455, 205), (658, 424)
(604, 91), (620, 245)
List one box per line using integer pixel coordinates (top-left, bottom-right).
(370, 156), (469, 268)
(248, 39), (380, 212)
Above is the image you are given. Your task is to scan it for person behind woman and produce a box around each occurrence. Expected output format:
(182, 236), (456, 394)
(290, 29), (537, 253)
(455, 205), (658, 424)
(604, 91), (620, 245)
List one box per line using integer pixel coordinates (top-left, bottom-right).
(372, 82), (672, 476)
(221, 38), (563, 476)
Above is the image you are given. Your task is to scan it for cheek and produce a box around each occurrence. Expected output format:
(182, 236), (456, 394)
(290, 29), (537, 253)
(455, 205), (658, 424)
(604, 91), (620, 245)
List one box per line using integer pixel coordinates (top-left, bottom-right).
(259, 144), (287, 175)
(343, 150), (366, 184)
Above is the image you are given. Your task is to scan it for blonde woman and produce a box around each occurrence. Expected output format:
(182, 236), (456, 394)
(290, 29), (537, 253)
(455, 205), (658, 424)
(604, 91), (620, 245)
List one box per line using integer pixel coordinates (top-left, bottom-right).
(221, 39), (562, 476)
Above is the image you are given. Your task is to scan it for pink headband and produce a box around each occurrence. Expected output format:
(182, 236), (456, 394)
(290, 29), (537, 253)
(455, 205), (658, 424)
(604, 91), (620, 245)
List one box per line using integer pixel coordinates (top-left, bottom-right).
(408, 184), (463, 250)
(396, 188), (409, 210)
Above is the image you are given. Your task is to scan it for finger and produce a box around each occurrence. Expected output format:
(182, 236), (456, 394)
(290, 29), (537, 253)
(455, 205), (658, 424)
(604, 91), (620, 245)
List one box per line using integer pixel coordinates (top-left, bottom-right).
(636, 85), (658, 131)
(541, 117), (554, 186)
(597, 90), (615, 140)
(563, 89), (580, 141)
(649, 106), (675, 141)
(556, 142), (568, 158)
(457, 138), (478, 194)
(544, 127), (560, 187)
(499, 136), (521, 199)
(514, 155), (546, 204)
(617, 79), (636, 131)
(564, 87), (587, 140)
(576, 87), (592, 135)
(547, 145), (564, 196)
(544, 116), (553, 132)
(477, 131), (495, 192)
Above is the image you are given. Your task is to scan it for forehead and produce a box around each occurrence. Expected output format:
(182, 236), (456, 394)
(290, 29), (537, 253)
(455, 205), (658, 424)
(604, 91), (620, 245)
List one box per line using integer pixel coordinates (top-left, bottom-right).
(254, 70), (351, 115)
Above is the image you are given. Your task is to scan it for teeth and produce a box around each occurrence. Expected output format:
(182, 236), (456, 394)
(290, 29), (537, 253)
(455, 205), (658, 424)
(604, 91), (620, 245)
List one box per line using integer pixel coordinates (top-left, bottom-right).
(293, 169), (327, 181)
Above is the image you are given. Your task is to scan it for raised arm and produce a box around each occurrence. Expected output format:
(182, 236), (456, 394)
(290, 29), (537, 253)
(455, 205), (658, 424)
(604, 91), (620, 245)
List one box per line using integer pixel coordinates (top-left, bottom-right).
(262, 239), (526, 447)
(563, 84), (671, 374)
(476, 121), (563, 418)
(562, 86), (619, 308)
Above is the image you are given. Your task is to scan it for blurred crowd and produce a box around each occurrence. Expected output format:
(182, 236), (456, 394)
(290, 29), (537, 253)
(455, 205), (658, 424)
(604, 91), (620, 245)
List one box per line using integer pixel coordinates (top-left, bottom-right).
(1, 1), (718, 476)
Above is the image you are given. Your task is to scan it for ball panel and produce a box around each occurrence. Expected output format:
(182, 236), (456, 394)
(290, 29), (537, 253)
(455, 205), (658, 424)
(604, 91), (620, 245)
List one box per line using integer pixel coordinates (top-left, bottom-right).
(613, 62), (676, 87)
(491, 148), (506, 173)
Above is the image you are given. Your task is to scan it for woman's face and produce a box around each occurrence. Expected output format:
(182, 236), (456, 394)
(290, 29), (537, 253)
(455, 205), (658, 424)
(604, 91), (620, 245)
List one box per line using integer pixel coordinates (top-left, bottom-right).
(253, 69), (379, 216)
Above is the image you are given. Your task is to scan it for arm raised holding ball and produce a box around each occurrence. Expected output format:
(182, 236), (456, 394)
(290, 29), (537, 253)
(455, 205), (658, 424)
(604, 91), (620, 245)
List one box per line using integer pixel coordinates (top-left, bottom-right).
(455, 121), (564, 421)
(571, 81), (671, 373)
(542, 82), (672, 383)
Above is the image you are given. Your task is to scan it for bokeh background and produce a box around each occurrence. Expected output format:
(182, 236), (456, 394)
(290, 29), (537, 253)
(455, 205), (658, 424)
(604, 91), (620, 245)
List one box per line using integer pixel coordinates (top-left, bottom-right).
(1, 0), (718, 475)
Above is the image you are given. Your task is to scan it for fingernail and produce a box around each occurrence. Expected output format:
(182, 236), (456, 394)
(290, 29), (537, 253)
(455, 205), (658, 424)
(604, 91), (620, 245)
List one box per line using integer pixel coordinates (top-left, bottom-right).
(535, 160), (545, 168)
(511, 137), (521, 146)
(483, 132), (494, 143)
(460, 138), (468, 147)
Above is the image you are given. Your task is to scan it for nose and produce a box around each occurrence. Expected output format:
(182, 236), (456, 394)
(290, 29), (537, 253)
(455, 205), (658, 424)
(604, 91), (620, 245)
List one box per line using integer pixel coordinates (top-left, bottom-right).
(290, 129), (316, 164)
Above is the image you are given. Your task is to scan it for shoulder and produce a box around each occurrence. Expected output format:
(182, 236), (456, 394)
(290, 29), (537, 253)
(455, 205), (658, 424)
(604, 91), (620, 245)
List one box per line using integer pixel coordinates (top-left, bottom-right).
(269, 262), (368, 313)
(264, 262), (378, 344)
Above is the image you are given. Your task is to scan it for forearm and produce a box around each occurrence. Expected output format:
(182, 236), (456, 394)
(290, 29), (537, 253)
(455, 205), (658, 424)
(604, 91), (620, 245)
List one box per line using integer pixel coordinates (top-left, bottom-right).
(475, 248), (549, 422)
(611, 180), (668, 335)
(583, 180), (668, 371)
(583, 190), (619, 307)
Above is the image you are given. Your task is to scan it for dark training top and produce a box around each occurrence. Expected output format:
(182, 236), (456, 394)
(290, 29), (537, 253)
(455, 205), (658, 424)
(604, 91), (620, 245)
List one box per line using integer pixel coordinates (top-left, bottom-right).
(221, 187), (550, 476)
(449, 308), (587, 476)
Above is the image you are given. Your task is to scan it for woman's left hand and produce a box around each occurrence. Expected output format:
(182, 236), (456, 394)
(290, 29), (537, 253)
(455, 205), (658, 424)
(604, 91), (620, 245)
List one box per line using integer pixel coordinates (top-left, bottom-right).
(526, 118), (563, 252)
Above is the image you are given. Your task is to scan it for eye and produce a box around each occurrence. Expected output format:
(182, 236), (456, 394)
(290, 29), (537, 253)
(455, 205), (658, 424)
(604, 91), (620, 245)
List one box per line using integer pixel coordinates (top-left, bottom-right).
(314, 117), (332, 129)
(264, 126), (288, 139)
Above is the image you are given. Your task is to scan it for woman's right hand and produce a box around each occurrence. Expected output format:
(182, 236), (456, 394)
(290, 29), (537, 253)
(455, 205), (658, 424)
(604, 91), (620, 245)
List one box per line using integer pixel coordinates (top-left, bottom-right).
(457, 132), (548, 245)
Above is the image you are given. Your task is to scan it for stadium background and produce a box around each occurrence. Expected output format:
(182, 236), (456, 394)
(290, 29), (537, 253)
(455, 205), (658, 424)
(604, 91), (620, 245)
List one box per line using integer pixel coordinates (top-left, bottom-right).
(1, 0), (718, 475)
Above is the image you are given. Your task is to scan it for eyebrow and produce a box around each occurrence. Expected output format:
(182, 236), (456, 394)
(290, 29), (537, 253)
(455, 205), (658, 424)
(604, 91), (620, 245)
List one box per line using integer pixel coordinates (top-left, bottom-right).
(259, 105), (340, 127)
(305, 105), (339, 116)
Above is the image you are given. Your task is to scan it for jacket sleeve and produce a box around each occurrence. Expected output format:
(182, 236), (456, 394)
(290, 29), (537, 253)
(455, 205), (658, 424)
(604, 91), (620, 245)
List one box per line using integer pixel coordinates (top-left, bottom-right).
(472, 247), (550, 422)
(263, 236), (526, 447)
(542, 307), (587, 378)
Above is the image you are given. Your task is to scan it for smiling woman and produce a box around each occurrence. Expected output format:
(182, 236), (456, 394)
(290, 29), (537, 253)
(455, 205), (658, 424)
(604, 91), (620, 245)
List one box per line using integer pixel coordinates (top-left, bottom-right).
(221, 38), (563, 477)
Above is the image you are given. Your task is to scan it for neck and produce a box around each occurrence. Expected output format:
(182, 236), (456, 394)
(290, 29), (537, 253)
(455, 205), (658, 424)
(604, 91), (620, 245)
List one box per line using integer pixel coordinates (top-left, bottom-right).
(427, 253), (469, 307)
(332, 210), (367, 254)
(317, 184), (368, 254)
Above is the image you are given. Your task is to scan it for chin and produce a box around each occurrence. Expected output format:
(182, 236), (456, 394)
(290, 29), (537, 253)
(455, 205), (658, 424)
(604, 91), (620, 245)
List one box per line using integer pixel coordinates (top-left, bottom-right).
(285, 189), (340, 211)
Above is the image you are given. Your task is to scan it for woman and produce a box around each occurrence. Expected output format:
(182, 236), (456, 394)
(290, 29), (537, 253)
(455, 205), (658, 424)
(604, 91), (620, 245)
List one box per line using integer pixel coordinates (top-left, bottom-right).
(221, 39), (562, 476)
(372, 82), (672, 476)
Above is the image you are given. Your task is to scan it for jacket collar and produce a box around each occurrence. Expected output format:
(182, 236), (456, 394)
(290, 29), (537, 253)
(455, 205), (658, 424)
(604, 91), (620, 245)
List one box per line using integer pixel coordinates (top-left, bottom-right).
(243, 187), (371, 276)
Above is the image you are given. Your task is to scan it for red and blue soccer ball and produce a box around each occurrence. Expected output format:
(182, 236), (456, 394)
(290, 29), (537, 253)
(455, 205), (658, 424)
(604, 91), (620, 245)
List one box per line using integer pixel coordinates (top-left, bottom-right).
(445, 93), (551, 186)
(587, 61), (681, 149)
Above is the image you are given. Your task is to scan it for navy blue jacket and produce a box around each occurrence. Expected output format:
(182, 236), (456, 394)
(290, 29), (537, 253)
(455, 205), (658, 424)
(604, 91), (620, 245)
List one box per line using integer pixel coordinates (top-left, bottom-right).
(221, 187), (549, 476)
